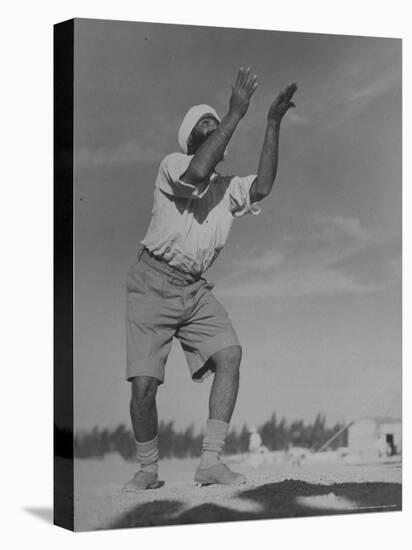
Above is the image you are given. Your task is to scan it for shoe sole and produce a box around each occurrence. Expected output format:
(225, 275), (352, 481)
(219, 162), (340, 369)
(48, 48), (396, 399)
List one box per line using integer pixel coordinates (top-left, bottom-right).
(122, 480), (165, 493)
(194, 478), (247, 487)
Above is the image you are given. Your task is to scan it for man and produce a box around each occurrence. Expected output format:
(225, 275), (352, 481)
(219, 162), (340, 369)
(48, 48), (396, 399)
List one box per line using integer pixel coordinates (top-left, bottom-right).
(248, 426), (269, 469)
(248, 426), (264, 454)
(124, 67), (297, 491)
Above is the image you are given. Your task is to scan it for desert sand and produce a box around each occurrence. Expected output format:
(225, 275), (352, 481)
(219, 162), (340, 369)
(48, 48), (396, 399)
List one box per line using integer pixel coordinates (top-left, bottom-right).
(73, 452), (401, 531)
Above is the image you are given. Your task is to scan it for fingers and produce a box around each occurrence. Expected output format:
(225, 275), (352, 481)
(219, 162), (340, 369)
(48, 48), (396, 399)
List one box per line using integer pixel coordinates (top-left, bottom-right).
(285, 82), (298, 101)
(235, 67), (258, 93)
(234, 66), (247, 87)
(274, 90), (284, 104)
(247, 74), (258, 95)
(273, 82), (298, 106)
(242, 67), (250, 86)
(237, 66), (249, 87)
(234, 67), (243, 87)
(249, 80), (259, 96)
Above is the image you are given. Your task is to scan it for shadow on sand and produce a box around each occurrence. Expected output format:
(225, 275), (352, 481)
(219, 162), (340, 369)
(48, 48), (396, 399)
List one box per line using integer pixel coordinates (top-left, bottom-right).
(107, 480), (401, 530)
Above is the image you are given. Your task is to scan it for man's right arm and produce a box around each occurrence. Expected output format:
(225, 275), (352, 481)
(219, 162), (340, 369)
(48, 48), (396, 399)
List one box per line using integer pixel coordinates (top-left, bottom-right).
(181, 67), (258, 186)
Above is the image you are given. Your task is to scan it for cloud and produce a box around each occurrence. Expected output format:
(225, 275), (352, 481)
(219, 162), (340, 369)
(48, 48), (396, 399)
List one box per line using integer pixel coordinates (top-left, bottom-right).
(312, 52), (401, 135)
(331, 66), (401, 129)
(347, 71), (400, 103)
(231, 249), (285, 273)
(282, 111), (310, 127)
(217, 265), (381, 299)
(76, 111), (181, 168)
(278, 215), (377, 272)
(76, 140), (163, 168)
(217, 216), (400, 299)
(316, 215), (371, 243)
(213, 41), (401, 162)
(343, 46), (401, 105)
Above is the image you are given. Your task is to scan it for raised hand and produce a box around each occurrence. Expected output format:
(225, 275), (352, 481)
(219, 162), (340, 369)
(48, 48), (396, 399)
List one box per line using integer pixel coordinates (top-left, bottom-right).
(267, 83), (298, 124)
(229, 67), (258, 119)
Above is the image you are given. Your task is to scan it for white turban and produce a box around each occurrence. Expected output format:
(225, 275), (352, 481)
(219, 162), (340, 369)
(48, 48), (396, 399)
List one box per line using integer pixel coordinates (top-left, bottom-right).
(178, 104), (221, 154)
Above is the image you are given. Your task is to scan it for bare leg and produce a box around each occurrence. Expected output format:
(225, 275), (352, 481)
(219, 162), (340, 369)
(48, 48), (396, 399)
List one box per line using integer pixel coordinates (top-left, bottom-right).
(130, 375), (159, 442)
(123, 376), (162, 491)
(208, 345), (242, 422)
(196, 345), (246, 485)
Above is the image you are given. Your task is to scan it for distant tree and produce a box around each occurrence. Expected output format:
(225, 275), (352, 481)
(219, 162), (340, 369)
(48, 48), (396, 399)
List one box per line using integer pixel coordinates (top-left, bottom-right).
(261, 413), (278, 450)
(276, 416), (288, 449)
(73, 412), (348, 460)
(158, 421), (175, 458)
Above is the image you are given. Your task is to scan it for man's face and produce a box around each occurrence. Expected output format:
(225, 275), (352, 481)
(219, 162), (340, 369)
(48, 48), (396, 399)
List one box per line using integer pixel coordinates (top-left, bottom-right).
(187, 114), (219, 154)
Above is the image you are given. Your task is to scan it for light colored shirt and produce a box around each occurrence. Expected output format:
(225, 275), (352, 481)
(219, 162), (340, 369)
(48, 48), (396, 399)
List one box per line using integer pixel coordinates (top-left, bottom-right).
(141, 152), (261, 274)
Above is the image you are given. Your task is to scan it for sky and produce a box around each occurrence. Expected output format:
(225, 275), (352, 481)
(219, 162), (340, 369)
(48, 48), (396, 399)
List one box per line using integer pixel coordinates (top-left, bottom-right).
(73, 19), (401, 432)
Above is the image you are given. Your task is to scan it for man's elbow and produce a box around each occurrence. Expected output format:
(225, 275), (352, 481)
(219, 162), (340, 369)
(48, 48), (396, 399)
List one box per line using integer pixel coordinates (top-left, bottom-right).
(253, 189), (270, 202)
(181, 166), (209, 186)
(251, 185), (272, 202)
(250, 178), (275, 203)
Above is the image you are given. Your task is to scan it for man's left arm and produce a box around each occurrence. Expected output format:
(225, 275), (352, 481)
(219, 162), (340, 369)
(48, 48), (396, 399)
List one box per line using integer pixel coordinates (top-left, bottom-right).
(250, 83), (298, 204)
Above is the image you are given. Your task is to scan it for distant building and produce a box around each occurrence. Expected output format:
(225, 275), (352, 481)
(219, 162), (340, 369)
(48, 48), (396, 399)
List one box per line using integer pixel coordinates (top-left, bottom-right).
(348, 417), (402, 457)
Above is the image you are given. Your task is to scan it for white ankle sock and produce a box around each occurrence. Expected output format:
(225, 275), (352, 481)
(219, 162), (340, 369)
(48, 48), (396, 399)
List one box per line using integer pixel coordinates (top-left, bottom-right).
(136, 435), (159, 474)
(199, 419), (229, 469)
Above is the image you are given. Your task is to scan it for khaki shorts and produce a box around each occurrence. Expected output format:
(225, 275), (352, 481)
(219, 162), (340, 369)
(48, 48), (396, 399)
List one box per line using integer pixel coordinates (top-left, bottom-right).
(125, 248), (240, 384)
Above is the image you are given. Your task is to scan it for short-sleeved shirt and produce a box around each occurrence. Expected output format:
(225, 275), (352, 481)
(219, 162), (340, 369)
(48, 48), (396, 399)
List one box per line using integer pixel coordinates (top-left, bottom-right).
(141, 152), (261, 274)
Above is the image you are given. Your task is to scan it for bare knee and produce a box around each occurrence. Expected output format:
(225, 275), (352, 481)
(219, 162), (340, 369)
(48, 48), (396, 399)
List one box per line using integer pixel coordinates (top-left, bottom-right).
(213, 345), (242, 372)
(130, 376), (159, 408)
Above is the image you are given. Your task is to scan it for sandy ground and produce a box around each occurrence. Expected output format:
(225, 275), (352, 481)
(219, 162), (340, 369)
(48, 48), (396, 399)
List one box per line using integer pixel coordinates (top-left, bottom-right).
(74, 453), (401, 531)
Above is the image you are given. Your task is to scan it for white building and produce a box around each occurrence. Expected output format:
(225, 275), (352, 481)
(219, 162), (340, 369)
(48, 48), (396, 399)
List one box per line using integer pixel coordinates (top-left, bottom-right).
(348, 417), (402, 457)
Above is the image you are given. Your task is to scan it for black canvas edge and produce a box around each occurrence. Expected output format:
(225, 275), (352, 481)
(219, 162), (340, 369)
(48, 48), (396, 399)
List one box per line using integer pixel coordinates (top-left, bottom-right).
(53, 18), (74, 531)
